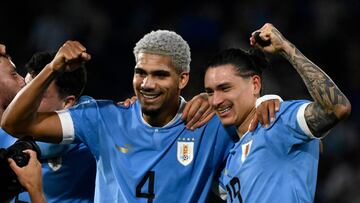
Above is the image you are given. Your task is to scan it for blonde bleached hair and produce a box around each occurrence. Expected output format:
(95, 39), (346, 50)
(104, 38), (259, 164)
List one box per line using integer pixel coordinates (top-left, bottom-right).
(133, 30), (191, 73)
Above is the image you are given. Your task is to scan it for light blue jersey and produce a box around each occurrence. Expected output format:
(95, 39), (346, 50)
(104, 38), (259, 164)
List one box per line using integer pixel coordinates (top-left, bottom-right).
(58, 96), (237, 203)
(0, 128), (16, 148)
(0, 96), (96, 203)
(220, 100), (320, 203)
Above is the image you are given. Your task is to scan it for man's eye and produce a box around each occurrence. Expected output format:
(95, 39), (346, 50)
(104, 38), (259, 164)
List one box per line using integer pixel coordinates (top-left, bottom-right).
(205, 90), (213, 96)
(135, 70), (146, 76)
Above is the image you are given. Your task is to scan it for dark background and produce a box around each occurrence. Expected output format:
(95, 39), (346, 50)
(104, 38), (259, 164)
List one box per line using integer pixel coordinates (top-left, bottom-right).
(1, 0), (359, 202)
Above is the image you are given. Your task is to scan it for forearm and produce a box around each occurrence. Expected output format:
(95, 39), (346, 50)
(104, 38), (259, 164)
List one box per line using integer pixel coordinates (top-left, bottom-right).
(281, 42), (351, 134)
(28, 188), (47, 203)
(1, 64), (59, 135)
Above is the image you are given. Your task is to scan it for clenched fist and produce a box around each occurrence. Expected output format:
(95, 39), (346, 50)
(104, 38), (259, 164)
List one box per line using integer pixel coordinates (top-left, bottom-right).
(49, 40), (91, 73)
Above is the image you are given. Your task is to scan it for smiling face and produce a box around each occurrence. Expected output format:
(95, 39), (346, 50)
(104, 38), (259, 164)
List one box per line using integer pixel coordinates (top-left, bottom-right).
(205, 64), (260, 127)
(0, 56), (25, 109)
(133, 52), (189, 125)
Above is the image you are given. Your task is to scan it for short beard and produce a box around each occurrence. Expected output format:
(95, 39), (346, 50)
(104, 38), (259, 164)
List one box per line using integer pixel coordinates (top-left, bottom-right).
(141, 107), (161, 117)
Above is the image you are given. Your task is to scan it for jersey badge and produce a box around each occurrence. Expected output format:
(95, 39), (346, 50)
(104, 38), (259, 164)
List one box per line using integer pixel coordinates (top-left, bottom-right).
(241, 140), (253, 163)
(177, 137), (195, 166)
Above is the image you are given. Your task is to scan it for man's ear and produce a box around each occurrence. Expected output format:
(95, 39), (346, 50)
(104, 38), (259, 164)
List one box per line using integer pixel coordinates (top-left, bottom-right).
(63, 95), (76, 109)
(179, 72), (189, 90)
(251, 75), (262, 96)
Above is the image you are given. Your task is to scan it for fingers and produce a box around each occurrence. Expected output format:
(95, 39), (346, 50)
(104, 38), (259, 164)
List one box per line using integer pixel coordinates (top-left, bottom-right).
(182, 97), (201, 122)
(0, 44), (6, 55)
(62, 41), (90, 62)
(254, 99), (281, 130)
(122, 99), (132, 107)
(8, 157), (20, 172)
(130, 96), (137, 104)
(249, 23), (275, 50)
(185, 103), (206, 129)
(187, 107), (215, 130)
(181, 100), (191, 120)
(8, 150), (42, 192)
(8, 150), (38, 172)
(274, 99), (280, 112)
(268, 100), (275, 123)
(52, 40), (91, 72)
(182, 93), (211, 130)
(24, 149), (37, 159)
(260, 103), (270, 128)
(191, 109), (215, 130)
(117, 96), (137, 107)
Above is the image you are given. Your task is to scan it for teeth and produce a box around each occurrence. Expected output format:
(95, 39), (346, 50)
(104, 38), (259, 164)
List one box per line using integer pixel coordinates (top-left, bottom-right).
(143, 94), (157, 99)
(218, 107), (230, 114)
(140, 91), (159, 99)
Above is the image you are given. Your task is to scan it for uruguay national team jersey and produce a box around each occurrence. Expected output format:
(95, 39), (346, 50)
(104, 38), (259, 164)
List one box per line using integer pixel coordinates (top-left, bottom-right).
(219, 100), (320, 203)
(57, 96), (237, 203)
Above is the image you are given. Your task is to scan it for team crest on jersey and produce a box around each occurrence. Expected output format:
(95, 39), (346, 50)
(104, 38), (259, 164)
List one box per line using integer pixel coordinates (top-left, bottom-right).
(177, 138), (195, 166)
(47, 157), (62, 171)
(241, 140), (253, 163)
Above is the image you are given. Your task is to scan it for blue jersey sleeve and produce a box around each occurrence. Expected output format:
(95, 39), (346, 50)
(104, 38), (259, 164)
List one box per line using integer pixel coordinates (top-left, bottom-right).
(265, 100), (318, 154)
(66, 97), (109, 159)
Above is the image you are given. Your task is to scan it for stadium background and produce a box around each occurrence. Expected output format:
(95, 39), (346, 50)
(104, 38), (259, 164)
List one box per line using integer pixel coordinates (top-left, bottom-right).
(1, 0), (359, 202)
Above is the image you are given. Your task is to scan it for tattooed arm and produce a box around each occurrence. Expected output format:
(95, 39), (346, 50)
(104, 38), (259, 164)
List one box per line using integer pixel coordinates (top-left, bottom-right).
(250, 23), (351, 137)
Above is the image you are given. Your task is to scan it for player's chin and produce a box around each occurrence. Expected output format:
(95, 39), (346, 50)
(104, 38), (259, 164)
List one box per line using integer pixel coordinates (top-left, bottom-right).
(218, 115), (237, 126)
(141, 106), (162, 116)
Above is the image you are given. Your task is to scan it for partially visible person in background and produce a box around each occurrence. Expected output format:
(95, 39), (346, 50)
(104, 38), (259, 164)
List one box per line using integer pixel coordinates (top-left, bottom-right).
(17, 51), (96, 202)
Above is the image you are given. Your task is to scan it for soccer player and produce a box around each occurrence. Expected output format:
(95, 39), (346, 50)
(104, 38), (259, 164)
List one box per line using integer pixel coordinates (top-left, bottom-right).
(1, 32), (280, 202)
(22, 51), (96, 202)
(0, 50), (96, 202)
(0, 44), (28, 203)
(204, 23), (351, 202)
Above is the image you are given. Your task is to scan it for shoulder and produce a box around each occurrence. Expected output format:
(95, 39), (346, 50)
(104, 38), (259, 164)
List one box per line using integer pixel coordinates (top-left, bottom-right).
(275, 100), (311, 118)
(73, 95), (134, 112)
(271, 99), (315, 138)
(205, 116), (238, 142)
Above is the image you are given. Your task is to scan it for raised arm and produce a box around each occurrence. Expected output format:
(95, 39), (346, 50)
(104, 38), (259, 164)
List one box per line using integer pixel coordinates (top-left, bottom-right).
(1, 41), (91, 143)
(251, 23), (351, 137)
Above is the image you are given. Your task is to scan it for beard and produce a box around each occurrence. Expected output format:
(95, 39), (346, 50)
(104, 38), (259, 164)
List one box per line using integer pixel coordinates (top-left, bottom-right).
(141, 106), (162, 117)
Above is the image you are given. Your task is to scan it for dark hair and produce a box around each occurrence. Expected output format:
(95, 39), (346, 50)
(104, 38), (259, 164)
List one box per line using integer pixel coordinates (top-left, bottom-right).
(206, 48), (269, 79)
(25, 51), (87, 100)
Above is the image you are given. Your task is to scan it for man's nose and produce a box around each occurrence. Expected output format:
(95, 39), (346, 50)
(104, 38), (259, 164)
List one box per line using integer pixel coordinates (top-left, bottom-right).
(141, 76), (155, 89)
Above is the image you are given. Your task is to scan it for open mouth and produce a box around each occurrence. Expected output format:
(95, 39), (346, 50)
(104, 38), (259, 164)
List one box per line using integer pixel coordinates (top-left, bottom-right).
(216, 105), (232, 116)
(140, 90), (161, 100)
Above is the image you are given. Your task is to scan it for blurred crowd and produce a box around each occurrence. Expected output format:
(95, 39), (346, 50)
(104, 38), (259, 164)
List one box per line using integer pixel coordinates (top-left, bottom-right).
(1, 0), (359, 202)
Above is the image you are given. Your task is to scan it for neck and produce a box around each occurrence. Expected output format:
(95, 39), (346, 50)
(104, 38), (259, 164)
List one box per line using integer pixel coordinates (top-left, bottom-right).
(0, 109), (3, 123)
(143, 98), (181, 127)
(0, 102), (5, 123)
(236, 107), (256, 138)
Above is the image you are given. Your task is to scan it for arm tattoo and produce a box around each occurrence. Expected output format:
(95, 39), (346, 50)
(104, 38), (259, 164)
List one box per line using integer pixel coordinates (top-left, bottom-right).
(281, 43), (350, 136)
